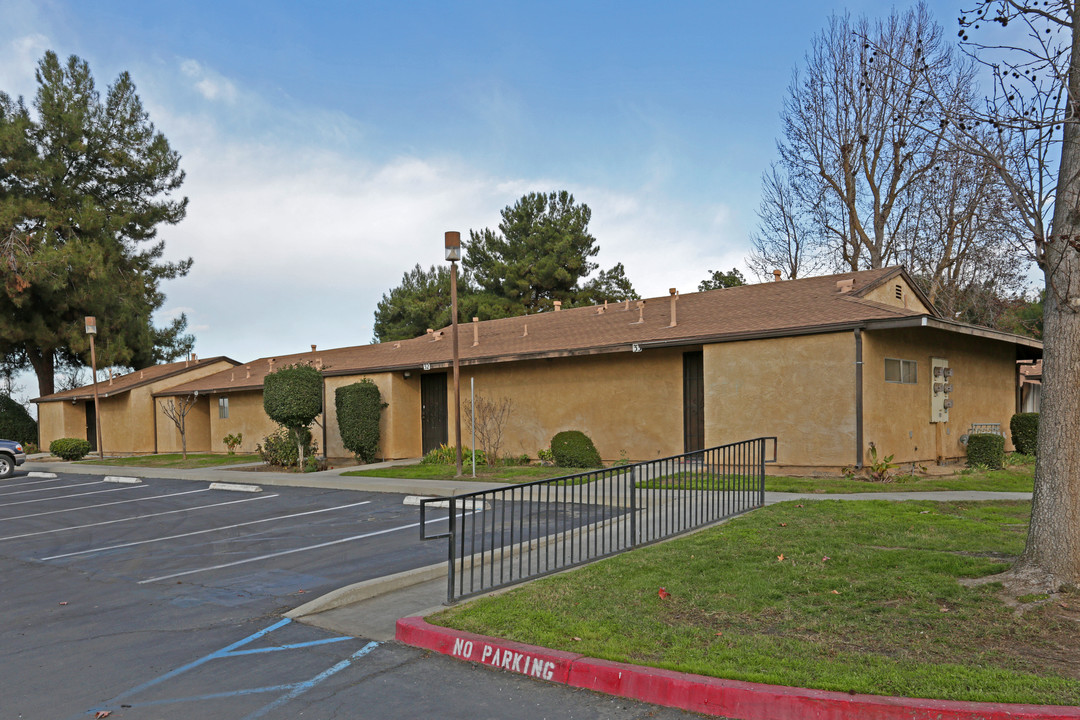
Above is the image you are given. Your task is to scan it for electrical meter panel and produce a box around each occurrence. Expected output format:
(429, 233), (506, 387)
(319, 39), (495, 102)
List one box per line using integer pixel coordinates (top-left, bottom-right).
(931, 358), (950, 423)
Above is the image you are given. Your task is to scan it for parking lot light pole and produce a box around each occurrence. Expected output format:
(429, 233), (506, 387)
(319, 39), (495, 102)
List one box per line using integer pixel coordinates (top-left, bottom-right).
(445, 231), (463, 477)
(85, 316), (104, 460)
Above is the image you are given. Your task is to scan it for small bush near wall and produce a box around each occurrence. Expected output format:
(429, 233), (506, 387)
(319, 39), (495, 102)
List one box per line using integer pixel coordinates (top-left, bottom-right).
(335, 380), (386, 464)
(50, 438), (91, 461)
(420, 443), (486, 466)
(0, 393), (37, 446)
(1010, 413), (1039, 455)
(551, 430), (602, 468)
(257, 427), (316, 468)
(966, 434), (1005, 470)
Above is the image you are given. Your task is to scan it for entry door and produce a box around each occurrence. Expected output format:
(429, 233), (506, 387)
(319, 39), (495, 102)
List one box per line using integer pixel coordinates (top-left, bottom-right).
(421, 373), (449, 455)
(683, 351), (705, 453)
(85, 402), (98, 452)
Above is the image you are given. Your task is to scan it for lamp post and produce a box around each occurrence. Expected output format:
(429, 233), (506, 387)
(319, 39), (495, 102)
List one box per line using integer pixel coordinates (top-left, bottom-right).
(85, 316), (104, 460)
(445, 231), (463, 477)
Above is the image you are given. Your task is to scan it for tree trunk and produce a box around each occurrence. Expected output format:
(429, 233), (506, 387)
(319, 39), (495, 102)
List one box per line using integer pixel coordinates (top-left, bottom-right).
(1004, 20), (1080, 593)
(27, 349), (55, 398)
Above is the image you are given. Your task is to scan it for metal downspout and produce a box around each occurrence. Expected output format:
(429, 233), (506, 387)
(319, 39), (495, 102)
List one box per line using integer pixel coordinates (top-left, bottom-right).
(855, 328), (864, 469)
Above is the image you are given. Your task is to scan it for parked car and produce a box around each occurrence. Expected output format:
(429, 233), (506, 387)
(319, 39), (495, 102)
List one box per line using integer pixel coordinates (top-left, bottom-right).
(0, 439), (26, 478)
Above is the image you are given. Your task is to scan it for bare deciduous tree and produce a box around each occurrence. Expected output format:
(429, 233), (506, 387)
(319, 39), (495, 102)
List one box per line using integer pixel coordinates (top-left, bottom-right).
(465, 394), (513, 466)
(160, 393), (198, 460)
(747, 164), (830, 280)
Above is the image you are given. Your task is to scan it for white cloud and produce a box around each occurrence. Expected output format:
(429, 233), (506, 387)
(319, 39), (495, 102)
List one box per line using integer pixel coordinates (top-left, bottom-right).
(0, 32), (50, 98)
(179, 58), (237, 103)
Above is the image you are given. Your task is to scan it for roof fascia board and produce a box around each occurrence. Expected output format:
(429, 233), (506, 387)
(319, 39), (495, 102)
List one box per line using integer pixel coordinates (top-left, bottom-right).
(863, 316), (1043, 350)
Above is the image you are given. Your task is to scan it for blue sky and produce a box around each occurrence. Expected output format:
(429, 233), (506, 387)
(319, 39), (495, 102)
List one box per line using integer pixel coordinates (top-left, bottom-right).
(1, 0), (973, 399)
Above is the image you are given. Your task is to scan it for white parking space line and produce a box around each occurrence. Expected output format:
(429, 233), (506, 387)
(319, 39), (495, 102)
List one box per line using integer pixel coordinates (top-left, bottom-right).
(0, 484), (146, 508)
(0, 476), (75, 490)
(0, 494), (280, 542)
(0, 488), (209, 522)
(42, 500), (372, 560)
(137, 512), (470, 584)
(0, 480), (106, 497)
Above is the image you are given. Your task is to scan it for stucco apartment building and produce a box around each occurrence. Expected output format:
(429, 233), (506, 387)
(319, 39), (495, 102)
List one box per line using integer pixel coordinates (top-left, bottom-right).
(34, 267), (1042, 471)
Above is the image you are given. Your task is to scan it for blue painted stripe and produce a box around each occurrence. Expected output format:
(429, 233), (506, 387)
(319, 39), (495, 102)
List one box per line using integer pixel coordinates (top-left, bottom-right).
(226, 636), (355, 655)
(99, 618), (293, 704)
(239, 641), (380, 720)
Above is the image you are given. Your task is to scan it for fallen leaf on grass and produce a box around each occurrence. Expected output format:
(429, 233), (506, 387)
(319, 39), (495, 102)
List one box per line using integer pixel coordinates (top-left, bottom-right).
(777, 554), (785, 562)
(715, 631), (723, 637)
(831, 590), (840, 594)
(919, 510), (931, 514)
(779, 523), (787, 527)
(658, 587), (671, 599)
(795, 504), (804, 508)
(822, 556), (830, 562)
(939, 607), (950, 613)
(572, 636), (582, 642)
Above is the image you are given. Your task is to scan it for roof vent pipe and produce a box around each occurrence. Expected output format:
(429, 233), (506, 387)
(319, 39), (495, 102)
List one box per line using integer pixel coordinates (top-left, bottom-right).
(311, 345), (316, 352)
(553, 300), (561, 312)
(245, 366), (251, 379)
(632, 300), (646, 324)
(773, 269), (782, 282)
(192, 353), (197, 362)
(108, 368), (113, 385)
(669, 288), (678, 327)
(472, 317), (479, 346)
(523, 323), (528, 337)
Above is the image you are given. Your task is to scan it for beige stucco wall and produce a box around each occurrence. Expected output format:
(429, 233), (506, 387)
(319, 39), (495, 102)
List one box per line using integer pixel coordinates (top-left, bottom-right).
(155, 395), (213, 453)
(862, 278), (932, 314)
(862, 327), (1018, 464)
(37, 401), (86, 448)
(201, 390), (279, 455)
(323, 373), (420, 460)
(703, 332), (857, 467)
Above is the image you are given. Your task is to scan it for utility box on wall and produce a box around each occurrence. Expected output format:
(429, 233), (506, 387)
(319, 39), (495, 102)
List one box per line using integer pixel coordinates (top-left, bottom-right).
(931, 357), (951, 423)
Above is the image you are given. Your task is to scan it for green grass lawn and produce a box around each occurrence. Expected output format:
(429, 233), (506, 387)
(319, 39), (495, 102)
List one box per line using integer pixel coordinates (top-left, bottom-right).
(342, 464), (603, 483)
(77, 453), (261, 469)
(431, 499), (1079, 705)
(764, 465), (1034, 493)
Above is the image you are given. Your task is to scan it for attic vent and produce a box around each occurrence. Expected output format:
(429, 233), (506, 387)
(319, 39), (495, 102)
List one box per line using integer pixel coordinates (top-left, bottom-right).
(836, 279), (855, 294)
(894, 284), (903, 300)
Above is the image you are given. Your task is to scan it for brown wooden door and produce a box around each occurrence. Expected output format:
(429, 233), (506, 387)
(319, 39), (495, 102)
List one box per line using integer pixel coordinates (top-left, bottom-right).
(683, 351), (705, 453)
(421, 373), (448, 455)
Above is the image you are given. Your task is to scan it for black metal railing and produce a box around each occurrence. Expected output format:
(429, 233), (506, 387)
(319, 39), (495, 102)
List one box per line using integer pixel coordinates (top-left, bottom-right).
(420, 436), (777, 603)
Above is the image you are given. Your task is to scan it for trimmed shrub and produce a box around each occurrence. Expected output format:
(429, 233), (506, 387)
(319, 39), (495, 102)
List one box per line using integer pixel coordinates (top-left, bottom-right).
(550, 430), (602, 468)
(966, 433), (1005, 470)
(257, 427), (316, 468)
(420, 443), (486, 466)
(336, 380), (387, 464)
(0, 393), (37, 446)
(263, 363), (323, 467)
(1010, 413), (1039, 455)
(50, 438), (91, 461)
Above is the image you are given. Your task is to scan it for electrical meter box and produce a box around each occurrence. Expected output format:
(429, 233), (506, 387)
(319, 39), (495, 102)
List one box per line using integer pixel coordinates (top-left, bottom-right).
(931, 358), (950, 423)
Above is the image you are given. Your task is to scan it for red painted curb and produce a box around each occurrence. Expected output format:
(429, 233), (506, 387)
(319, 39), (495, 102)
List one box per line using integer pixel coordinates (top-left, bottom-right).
(396, 617), (1080, 720)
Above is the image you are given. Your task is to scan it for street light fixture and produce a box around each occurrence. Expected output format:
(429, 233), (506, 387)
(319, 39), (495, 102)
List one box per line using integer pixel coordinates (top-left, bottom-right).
(85, 316), (104, 460)
(445, 231), (463, 477)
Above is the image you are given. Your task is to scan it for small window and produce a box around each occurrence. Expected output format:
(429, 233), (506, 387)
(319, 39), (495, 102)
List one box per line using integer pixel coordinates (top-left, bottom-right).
(884, 358), (917, 384)
(218, 397), (229, 419)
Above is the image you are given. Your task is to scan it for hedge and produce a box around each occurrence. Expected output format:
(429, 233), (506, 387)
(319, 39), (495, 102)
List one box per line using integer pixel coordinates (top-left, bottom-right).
(0, 393), (37, 446)
(1010, 413), (1039, 455)
(966, 433), (1005, 470)
(263, 364), (323, 431)
(336, 380), (386, 464)
(550, 430), (602, 468)
(50, 438), (91, 461)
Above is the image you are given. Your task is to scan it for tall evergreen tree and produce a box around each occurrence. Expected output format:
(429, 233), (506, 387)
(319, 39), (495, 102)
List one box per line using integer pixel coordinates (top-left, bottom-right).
(0, 51), (192, 397)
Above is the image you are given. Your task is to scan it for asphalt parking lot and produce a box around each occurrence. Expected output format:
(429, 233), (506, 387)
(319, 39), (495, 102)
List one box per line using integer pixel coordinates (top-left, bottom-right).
(1, 469), (697, 719)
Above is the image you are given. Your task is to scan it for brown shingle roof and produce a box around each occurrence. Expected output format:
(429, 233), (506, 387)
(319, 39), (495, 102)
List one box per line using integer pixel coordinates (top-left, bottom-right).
(157, 267), (934, 397)
(33, 356), (240, 403)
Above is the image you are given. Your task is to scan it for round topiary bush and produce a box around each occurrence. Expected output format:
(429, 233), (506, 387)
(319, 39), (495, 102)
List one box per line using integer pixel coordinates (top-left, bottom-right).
(0, 393), (37, 446)
(966, 433), (1005, 470)
(50, 438), (92, 461)
(1010, 412), (1039, 455)
(550, 430), (602, 468)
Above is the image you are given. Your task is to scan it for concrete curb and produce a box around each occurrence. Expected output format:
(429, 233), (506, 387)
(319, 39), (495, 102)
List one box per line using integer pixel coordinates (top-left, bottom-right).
(286, 562), (448, 618)
(396, 617), (1080, 720)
